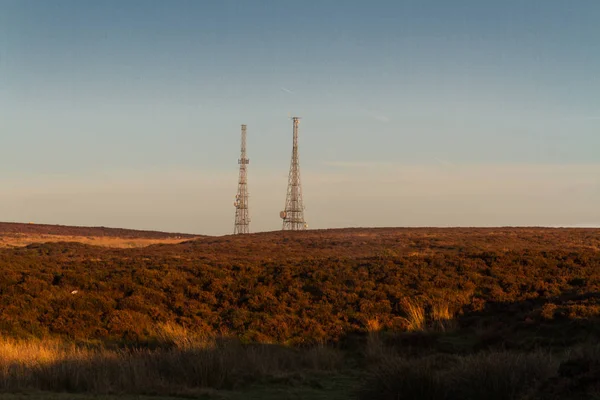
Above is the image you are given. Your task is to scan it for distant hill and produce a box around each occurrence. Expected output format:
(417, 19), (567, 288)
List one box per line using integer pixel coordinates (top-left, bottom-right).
(0, 222), (197, 239)
(0, 222), (200, 248)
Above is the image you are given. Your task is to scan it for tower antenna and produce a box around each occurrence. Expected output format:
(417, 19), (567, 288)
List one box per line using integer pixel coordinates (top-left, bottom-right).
(280, 117), (307, 230)
(234, 124), (250, 234)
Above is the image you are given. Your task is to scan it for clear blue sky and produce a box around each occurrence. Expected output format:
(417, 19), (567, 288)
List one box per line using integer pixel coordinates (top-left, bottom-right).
(0, 0), (599, 234)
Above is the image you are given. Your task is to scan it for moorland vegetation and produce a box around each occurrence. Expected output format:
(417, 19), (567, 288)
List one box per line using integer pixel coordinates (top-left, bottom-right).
(1, 227), (600, 399)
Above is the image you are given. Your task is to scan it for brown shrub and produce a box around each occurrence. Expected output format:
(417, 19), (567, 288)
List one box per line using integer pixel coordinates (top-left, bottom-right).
(1, 228), (600, 345)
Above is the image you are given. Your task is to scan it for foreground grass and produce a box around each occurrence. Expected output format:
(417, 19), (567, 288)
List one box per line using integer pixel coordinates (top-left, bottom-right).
(360, 329), (600, 400)
(359, 350), (558, 400)
(0, 371), (358, 400)
(0, 325), (358, 398)
(0, 395), (190, 400)
(3, 332), (600, 399)
(0, 334), (347, 396)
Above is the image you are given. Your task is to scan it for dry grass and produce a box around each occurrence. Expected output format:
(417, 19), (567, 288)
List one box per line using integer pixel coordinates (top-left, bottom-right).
(359, 354), (451, 400)
(401, 299), (427, 332)
(153, 322), (214, 349)
(431, 301), (458, 332)
(365, 319), (386, 362)
(359, 350), (558, 400)
(400, 298), (458, 333)
(0, 336), (344, 395)
(449, 351), (558, 400)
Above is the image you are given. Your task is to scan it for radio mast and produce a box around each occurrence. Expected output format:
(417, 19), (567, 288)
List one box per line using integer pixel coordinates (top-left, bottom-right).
(280, 117), (307, 230)
(234, 124), (250, 234)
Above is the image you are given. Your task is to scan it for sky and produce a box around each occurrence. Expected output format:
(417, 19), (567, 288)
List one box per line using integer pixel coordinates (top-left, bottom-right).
(0, 0), (599, 235)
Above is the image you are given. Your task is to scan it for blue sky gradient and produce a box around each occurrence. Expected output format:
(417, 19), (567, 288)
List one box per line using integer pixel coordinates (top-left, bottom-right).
(1, 1), (599, 233)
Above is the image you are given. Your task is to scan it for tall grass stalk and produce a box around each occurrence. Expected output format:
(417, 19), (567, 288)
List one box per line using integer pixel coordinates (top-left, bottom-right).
(401, 299), (426, 332)
(365, 319), (387, 362)
(431, 301), (457, 332)
(400, 298), (458, 333)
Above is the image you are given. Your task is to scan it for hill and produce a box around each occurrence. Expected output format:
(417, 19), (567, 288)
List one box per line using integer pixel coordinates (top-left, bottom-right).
(2, 227), (600, 399)
(0, 222), (198, 248)
(1, 227), (599, 344)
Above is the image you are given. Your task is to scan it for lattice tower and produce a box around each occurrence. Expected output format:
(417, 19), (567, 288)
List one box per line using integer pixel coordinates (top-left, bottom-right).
(280, 117), (307, 230)
(233, 124), (250, 234)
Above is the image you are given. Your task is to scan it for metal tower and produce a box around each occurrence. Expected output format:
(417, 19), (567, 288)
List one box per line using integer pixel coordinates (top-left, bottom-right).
(234, 124), (250, 234)
(280, 117), (307, 230)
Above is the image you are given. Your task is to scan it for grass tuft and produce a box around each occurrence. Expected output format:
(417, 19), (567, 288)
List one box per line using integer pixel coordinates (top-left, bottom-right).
(431, 301), (458, 333)
(400, 298), (458, 333)
(364, 319), (386, 362)
(401, 299), (427, 332)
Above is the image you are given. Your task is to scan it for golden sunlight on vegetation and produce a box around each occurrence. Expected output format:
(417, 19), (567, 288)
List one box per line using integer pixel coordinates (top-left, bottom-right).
(399, 298), (459, 333)
(0, 234), (192, 248)
(1, 227), (600, 398)
(400, 299), (427, 332)
(0, 222), (197, 249)
(0, 333), (344, 395)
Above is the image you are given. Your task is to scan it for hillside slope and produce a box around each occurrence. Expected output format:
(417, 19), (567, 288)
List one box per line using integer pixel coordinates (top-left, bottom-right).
(0, 227), (599, 346)
(0, 222), (199, 248)
(0, 222), (196, 239)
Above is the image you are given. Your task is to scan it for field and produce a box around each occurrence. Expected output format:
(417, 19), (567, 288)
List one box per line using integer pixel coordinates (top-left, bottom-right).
(1, 225), (600, 399)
